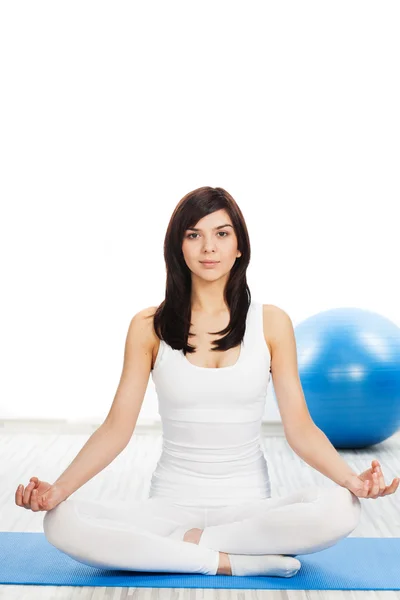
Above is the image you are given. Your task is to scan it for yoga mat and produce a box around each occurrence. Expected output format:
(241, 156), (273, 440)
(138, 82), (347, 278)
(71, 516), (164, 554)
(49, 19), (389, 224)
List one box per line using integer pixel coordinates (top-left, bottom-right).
(0, 533), (399, 590)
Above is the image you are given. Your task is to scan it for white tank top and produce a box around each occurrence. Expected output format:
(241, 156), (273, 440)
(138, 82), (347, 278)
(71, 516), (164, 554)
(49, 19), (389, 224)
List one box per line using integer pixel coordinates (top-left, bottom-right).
(149, 299), (272, 507)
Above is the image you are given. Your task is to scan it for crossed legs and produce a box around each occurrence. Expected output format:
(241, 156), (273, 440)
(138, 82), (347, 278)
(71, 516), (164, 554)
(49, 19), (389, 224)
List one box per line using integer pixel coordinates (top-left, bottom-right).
(183, 484), (361, 575)
(43, 484), (361, 575)
(194, 484), (361, 556)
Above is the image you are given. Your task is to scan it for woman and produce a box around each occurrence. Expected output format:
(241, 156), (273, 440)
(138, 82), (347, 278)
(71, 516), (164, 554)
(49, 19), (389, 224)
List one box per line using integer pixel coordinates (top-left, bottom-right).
(16, 187), (397, 577)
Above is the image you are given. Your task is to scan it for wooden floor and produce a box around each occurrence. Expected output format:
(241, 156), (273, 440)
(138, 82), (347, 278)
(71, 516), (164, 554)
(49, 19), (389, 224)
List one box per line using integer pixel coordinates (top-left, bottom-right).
(1, 421), (400, 600)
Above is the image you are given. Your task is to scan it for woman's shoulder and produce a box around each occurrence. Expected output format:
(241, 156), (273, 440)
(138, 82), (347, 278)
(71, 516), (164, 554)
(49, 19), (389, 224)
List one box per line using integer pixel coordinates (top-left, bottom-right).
(262, 303), (287, 319)
(132, 306), (160, 369)
(261, 304), (288, 358)
(136, 305), (159, 335)
(140, 305), (159, 318)
(128, 306), (158, 340)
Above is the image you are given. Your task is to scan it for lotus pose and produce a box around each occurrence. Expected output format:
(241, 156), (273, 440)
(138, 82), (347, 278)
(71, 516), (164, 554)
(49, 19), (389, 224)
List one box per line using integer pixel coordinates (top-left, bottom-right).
(16, 187), (399, 577)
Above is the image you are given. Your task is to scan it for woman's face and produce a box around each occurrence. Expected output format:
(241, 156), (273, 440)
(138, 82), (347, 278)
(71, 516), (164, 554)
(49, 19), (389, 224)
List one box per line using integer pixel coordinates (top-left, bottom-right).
(181, 209), (241, 278)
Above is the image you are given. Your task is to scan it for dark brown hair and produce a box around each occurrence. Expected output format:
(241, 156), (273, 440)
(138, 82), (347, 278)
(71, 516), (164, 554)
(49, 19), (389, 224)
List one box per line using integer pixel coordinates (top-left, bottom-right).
(148, 186), (252, 355)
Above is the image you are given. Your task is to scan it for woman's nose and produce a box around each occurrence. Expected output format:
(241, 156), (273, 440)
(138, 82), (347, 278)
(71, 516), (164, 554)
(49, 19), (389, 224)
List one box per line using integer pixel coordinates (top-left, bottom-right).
(202, 239), (217, 252)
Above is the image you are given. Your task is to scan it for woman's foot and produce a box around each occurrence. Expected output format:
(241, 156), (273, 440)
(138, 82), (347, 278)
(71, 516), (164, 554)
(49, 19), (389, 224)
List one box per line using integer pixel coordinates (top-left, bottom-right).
(183, 528), (232, 575)
(217, 552), (232, 575)
(183, 527), (203, 544)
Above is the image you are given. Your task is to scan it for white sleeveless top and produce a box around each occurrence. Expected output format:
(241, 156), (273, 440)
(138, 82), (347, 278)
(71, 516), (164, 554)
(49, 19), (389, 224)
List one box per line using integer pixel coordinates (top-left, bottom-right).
(149, 299), (272, 507)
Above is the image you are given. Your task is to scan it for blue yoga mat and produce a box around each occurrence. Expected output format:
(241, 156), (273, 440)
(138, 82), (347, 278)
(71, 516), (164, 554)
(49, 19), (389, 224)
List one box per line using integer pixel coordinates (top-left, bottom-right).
(1, 533), (399, 590)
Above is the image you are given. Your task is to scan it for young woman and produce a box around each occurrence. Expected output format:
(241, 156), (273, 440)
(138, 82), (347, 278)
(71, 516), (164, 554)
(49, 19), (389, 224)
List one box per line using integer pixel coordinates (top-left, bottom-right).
(17, 186), (366, 577)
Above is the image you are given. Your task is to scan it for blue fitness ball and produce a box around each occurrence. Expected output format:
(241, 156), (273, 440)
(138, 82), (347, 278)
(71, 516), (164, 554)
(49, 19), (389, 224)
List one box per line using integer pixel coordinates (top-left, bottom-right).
(293, 307), (400, 449)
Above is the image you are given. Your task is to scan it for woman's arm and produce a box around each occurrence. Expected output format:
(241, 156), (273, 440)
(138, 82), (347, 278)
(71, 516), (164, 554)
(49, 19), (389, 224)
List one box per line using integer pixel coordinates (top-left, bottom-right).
(288, 421), (357, 487)
(267, 305), (356, 486)
(54, 307), (155, 499)
(53, 421), (131, 498)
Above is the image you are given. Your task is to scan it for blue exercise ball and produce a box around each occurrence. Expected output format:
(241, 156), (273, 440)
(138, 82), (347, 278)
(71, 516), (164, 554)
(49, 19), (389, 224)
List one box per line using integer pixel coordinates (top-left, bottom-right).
(294, 307), (400, 449)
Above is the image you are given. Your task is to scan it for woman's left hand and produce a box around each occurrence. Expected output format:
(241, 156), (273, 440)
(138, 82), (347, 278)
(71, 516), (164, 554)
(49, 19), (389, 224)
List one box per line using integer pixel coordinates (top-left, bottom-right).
(345, 460), (400, 499)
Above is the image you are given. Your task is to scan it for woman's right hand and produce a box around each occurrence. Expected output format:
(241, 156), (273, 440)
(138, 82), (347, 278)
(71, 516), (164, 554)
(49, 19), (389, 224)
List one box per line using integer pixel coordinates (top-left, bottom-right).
(15, 476), (67, 512)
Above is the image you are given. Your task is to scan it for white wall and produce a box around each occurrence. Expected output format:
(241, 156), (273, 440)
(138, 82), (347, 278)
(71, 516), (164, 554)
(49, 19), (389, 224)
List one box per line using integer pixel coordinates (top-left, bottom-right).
(1, 1), (399, 425)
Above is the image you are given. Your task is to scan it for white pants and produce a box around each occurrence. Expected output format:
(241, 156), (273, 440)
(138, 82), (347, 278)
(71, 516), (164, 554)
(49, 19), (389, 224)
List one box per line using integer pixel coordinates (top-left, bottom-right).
(43, 484), (361, 575)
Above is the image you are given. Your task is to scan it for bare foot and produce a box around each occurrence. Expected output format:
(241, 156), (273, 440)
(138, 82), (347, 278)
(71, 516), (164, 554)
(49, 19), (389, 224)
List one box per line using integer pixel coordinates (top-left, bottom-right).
(217, 552), (232, 575)
(183, 528), (203, 544)
(183, 529), (232, 575)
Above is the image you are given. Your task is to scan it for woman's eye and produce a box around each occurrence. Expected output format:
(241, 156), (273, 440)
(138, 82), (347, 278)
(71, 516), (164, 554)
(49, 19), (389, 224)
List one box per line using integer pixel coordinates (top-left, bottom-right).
(187, 232), (228, 239)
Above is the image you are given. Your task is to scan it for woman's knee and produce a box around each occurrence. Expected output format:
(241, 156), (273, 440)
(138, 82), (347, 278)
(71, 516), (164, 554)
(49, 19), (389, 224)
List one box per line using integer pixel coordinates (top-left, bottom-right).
(43, 499), (112, 568)
(322, 485), (361, 536)
(43, 499), (78, 549)
(338, 486), (361, 533)
(296, 484), (361, 535)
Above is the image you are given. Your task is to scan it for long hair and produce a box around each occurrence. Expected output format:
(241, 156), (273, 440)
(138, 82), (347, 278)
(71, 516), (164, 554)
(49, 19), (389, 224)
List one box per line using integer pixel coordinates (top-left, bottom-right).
(148, 186), (252, 355)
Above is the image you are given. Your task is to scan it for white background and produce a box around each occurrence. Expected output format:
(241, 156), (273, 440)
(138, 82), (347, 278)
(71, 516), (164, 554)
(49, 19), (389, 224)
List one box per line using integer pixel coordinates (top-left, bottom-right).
(1, 1), (399, 425)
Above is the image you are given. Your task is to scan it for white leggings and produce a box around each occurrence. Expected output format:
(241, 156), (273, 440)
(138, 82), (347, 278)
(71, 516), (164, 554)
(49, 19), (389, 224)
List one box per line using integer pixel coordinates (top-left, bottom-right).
(43, 484), (361, 575)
